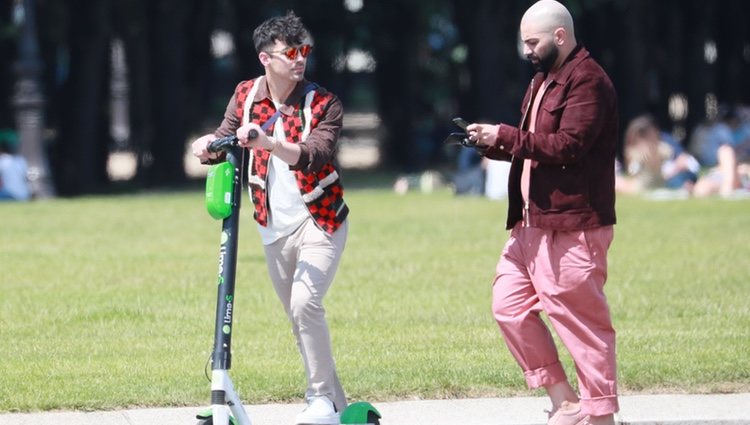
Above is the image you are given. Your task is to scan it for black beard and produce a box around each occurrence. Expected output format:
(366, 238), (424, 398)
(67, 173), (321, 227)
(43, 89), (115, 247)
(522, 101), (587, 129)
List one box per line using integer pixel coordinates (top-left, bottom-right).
(532, 45), (559, 73)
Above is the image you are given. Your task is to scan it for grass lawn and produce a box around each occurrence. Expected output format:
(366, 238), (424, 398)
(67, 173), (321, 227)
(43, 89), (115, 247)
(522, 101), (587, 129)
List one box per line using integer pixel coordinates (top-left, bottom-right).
(1, 188), (748, 412)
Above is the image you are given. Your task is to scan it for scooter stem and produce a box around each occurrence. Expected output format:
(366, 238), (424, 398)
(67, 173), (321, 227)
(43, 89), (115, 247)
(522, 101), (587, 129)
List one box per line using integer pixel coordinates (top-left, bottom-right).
(208, 146), (252, 425)
(211, 146), (243, 370)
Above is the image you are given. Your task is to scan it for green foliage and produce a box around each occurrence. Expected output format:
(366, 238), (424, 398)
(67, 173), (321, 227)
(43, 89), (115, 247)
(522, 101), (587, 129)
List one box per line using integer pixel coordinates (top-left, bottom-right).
(0, 191), (748, 412)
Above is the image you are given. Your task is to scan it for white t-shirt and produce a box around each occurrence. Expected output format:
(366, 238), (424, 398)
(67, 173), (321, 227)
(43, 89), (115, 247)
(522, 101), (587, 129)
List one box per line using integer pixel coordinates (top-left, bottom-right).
(256, 103), (309, 245)
(0, 153), (30, 200)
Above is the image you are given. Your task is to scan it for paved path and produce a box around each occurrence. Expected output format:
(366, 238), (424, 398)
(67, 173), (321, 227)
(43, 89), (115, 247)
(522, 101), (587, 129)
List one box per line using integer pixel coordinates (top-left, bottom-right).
(2, 393), (749, 425)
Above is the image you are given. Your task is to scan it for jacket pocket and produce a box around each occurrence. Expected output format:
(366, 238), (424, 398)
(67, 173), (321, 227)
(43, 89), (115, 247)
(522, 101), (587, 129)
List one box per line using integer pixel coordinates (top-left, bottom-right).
(539, 101), (567, 132)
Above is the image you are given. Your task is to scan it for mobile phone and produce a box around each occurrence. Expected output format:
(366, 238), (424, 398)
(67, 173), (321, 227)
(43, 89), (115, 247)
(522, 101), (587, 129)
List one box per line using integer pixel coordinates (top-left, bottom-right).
(452, 117), (470, 130)
(443, 132), (467, 146)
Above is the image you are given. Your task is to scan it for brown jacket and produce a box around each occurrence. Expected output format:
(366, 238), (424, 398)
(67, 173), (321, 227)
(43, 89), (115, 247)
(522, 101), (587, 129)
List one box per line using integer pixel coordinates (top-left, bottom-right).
(214, 78), (343, 173)
(214, 77), (348, 234)
(484, 46), (618, 230)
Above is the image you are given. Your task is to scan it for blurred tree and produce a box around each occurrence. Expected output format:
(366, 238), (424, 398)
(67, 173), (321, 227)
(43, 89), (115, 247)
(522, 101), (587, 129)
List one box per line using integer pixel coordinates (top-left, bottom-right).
(228, 0), (266, 82)
(54, 0), (110, 195)
(112, 0), (151, 187)
(452, 0), (526, 125)
(141, 0), (214, 186)
(365, 0), (420, 171)
(715, 0), (749, 105)
(4, 0), (750, 195)
(0, 0), (15, 129)
(684, 1), (715, 136)
(294, 0), (348, 91)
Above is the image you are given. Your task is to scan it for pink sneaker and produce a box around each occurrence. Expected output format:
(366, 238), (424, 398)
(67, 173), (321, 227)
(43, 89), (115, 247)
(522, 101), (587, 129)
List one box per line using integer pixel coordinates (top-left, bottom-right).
(547, 401), (590, 425)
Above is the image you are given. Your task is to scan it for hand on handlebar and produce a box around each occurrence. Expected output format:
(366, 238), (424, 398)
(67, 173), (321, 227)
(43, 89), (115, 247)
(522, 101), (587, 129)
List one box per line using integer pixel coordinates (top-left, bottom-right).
(236, 123), (274, 151)
(192, 134), (220, 162)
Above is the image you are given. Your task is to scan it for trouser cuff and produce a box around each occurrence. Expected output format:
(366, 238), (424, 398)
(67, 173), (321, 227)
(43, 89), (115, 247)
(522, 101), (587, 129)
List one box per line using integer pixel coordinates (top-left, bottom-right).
(581, 395), (619, 416)
(523, 361), (567, 389)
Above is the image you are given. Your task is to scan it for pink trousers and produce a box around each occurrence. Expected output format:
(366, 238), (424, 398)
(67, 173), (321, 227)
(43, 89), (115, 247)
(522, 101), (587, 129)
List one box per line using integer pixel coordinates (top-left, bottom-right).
(492, 223), (618, 416)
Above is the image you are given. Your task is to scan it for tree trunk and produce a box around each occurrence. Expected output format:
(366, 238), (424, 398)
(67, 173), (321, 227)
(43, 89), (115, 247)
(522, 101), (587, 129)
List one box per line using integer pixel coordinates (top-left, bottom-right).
(112, 0), (151, 186)
(142, 0), (191, 186)
(368, 1), (420, 171)
(0, 0), (15, 129)
(56, 0), (111, 195)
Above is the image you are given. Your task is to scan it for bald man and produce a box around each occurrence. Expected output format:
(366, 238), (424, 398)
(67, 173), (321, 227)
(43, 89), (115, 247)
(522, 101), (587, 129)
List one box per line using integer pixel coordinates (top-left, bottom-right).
(466, 1), (619, 425)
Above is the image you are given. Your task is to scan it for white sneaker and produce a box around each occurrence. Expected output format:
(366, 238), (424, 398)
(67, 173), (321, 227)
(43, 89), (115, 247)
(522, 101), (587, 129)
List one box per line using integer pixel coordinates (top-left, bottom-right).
(295, 396), (340, 425)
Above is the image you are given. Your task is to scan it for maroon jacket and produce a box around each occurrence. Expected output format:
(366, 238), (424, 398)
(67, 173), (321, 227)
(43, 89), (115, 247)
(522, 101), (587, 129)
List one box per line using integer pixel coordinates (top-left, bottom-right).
(484, 46), (618, 230)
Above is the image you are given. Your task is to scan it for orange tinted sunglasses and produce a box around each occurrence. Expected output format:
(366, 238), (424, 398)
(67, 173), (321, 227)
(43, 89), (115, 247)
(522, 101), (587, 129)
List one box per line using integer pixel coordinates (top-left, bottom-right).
(268, 44), (313, 60)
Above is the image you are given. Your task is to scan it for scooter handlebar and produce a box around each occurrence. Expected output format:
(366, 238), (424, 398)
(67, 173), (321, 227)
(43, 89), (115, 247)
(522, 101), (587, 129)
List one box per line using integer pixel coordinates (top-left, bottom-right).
(207, 136), (238, 153)
(207, 130), (259, 153)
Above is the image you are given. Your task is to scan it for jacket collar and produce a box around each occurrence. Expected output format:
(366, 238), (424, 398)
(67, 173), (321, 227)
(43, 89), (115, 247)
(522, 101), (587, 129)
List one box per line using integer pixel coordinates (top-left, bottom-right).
(536, 44), (588, 87)
(252, 77), (309, 115)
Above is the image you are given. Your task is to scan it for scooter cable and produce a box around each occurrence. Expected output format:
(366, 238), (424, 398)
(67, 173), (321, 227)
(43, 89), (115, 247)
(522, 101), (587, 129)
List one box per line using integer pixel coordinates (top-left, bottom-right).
(204, 353), (212, 382)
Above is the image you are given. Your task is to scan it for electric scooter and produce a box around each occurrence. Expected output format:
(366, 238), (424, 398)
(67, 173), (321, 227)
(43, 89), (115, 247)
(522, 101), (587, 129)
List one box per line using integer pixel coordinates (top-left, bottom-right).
(195, 134), (380, 425)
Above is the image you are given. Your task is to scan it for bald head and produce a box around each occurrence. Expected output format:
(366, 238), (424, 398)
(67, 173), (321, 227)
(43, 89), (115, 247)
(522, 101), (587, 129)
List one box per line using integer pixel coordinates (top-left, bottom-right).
(519, 0), (577, 73)
(521, 0), (575, 38)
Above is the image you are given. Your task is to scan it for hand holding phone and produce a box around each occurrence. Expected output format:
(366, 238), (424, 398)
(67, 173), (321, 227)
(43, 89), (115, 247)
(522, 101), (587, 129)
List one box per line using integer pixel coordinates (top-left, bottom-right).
(444, 117), (477, 147)
(452, 117), (470, 131)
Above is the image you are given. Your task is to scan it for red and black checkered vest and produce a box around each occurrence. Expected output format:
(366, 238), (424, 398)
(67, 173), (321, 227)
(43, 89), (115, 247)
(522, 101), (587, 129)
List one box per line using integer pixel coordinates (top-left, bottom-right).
(234, 78), (348, 234)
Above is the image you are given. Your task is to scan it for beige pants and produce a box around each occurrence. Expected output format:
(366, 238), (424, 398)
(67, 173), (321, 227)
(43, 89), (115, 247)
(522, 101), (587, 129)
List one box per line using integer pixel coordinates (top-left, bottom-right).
(263, 217), (348, 411)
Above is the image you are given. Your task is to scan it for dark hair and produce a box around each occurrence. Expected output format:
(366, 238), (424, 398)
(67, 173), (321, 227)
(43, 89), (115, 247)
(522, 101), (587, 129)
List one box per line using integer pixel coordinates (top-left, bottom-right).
(624, 114), (658, 149)
(253, 11), (311, 54)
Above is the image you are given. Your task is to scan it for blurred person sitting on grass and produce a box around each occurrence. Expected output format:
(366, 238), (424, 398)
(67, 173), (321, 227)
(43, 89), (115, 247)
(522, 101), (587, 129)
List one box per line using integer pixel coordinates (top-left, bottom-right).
(615, 115), (699, 195)
(0, 129), (31, 201)
(691, 105), (750, 198)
